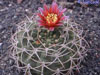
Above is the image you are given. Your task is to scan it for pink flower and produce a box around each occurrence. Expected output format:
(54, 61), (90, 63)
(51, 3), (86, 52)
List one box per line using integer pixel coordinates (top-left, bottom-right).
(38, 2), (67, 31)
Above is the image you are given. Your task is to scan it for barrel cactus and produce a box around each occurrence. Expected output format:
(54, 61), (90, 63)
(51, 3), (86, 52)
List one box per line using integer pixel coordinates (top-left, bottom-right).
(10, 2), (86, 75)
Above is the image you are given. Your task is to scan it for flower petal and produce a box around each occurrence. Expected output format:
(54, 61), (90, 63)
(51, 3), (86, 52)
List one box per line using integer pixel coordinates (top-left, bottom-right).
(58, 8), (66, 18)
(52, 2), (58, 9)
(49, 27), (54, 31)
(43, 4), (48, 11)
(57, 23), (63, 26)
(60, 16), (68, 20)
(38, 7), (43, 14)
(39, 23), (46, 26)
(38, 20), (45, 23)
(52, 2), (58, 13)
(61, 8), (66, 13)
(49, 6), (53, 13)
(38, 13), (46, 21)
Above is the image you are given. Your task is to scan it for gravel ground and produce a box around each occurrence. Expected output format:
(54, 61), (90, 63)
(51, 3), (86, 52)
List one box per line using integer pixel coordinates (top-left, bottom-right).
(0, 0), (100, 75)
(71, 4), (100, 75)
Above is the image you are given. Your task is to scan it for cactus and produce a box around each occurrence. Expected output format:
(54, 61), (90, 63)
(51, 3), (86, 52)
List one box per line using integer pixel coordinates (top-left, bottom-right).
(10, 14), (86, 75)
(10, 2), (86, 75)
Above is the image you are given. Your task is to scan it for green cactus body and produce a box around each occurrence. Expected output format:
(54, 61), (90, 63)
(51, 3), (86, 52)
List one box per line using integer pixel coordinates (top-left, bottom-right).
(11, 18), (85, 75)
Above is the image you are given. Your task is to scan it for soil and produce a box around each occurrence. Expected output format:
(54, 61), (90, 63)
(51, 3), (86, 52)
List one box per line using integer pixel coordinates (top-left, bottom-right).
(0, 0), (100, 75)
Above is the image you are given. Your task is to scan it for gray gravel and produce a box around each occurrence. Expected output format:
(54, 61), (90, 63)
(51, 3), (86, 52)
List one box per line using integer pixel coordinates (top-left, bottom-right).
(0, 0), (100, 75)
